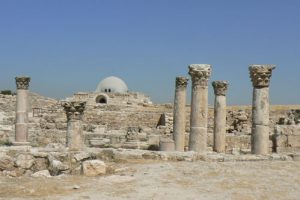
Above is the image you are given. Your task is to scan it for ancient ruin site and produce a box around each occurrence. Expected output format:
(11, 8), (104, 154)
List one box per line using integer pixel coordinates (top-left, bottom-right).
(0, 64), (299, 200)
(1, 1), (300, 199)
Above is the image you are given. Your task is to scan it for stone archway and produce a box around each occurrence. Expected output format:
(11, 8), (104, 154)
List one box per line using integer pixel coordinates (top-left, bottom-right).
(96, 95), (108, 104)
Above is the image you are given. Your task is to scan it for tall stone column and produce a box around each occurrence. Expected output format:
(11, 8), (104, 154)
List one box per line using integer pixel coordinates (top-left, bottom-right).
(14, 77), (31, 145)
(249, 65), (275, 155)
(173, 77), (188, 151)
(188, 64), (212, 152)
(62, 101), (86, 150)
(212, 81), (228, 153)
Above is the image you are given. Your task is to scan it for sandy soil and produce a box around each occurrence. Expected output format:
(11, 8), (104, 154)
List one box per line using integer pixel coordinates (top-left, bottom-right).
(0, 160), (299, 200)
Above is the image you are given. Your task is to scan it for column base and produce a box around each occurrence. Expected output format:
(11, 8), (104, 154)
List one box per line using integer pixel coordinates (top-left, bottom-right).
(189, 127), (207, 153)
(12, 142), (31, 146)
(251, 125), (270, 155)
(159, 138), (175, 151)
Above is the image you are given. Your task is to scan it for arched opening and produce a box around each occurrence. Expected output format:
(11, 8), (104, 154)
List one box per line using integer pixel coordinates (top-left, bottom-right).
(96, 95), (107, 104)
(104, 88), (112, 93)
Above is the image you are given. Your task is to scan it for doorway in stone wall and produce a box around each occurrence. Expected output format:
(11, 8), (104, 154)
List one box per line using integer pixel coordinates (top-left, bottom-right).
(96, 95), (107, 104)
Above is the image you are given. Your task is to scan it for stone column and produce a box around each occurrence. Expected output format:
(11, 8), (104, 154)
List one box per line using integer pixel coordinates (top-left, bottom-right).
(212, 81), (228, 153)
(62, 101), (86, 150)
(14, 77), (31, 145)
(159, 138), (175, 151)
(173, 77), (189, 151)
(188, 64), (212, 152)
(249, 65), (275, 155)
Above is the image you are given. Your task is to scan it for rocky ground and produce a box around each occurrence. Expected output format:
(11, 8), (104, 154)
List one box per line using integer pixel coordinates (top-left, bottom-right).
(0, 160), (299, 200)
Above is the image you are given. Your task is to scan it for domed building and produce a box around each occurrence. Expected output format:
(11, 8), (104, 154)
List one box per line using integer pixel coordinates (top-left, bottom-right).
(70, 76), (152, 106)
(95, 76), (128, 94)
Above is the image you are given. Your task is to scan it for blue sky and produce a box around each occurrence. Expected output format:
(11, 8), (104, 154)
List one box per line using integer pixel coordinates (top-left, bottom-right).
(0, 0), (299, 105)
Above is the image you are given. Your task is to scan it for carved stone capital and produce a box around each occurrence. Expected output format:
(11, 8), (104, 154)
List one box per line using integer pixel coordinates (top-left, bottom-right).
(188, 64), (211, 88)
(175, 77), (189, 89)
(62, 101), (86, 121)
(212, 81), (228, 96)
(15, 77), (31, 90)
(249, 65), (276, 88)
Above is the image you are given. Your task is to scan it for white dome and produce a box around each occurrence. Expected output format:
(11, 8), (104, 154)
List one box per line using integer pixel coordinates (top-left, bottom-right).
(95, 76), (128, 93)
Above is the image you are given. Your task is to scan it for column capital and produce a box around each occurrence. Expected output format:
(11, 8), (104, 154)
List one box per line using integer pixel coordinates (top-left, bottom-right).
(15, 77), (31, 90)
(212, 81), (229, 96)
(176, 77), (189, 89)
(249, 65), (276, 88)
(62, 101), (86, 121)
(188, 64), (211, 87)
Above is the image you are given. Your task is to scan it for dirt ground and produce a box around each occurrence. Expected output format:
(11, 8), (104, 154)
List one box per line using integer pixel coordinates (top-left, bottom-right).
(0, 160), (299, 200)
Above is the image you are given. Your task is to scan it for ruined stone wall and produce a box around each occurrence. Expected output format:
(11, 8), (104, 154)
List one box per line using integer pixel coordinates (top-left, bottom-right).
(0, 93), (299, 152)
(72, 92), (152, 106)
(84, 104), (170, 130)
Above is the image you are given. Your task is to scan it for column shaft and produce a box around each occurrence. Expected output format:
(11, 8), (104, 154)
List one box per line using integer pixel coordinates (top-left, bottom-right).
(173, 77), (188, 151)
(212, 81), (228, 153)
(15, 77), (30, 144)
(213, 95), (227, 152)
(67, 120), (84, 149)
(189, 86), (208, 152)
(188, 64), (211, 152)
(63, 101), (86, 150)
(251, 87), (270, 154)
(249, 65), (275, 155)
(15, 89), (29, 142)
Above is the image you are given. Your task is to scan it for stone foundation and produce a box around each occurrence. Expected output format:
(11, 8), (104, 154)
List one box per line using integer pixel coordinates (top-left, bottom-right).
(0, 146), (298, 177)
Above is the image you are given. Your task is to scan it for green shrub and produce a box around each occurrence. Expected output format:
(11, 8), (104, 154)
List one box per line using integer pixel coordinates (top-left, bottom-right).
(1, 90), (12, 95)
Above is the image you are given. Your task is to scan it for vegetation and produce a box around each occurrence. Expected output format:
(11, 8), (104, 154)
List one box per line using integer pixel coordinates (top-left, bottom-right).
(0, 90), (16, 95)
(0, 139), (13, 146)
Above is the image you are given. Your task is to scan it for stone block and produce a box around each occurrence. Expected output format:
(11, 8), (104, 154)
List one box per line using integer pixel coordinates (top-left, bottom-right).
(82, 160), (107, 177)
(31, 170), (51, 178)
(292, 153), (300, 161)
(74, 152), (91, 162)
(89, 139), (110, 147)
(15, 154), (34, 169)
(159, 139), (175, 151)
(0, 155), (15, 171)
(49, 159), (69, 175)
(147, 135), (160, 146)
(32, 158), (49, 172)
(287, 135), (300, 148)
(276, 135), (287, 147)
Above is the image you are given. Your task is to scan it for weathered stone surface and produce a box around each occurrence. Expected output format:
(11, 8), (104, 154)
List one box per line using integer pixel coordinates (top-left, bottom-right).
(292, 153), (300, 161)
(74, 152), (91, 162)
(212, 81), (228, 153)
(82, 160), (107, 176)
(14, 77), (31, 144)
(249, 65), (275, 88)
(49, 159), (69, 175)
(188, 64), (211, 153)
(2, 168), (25, 177)
(15, 154), (34, 169)
(46, 143), (65, 149)
(159, 138), (175, 151)
(32, 158), (49, 172)
(274, 124), (300, 153)
(287, 135), (300, 148)
(15, 77), (31, 90)
(31, 170), (51, 178)
(212, 81), (228, 96)
(0, 155), (15, 171)
(251, 125), (270, 155)
(249, 65), (275, 155)
(226, 135), (251, 152)
(62, 101), (86, 121)
(173, 77), (188, 151)
(252, 88), (270, 126)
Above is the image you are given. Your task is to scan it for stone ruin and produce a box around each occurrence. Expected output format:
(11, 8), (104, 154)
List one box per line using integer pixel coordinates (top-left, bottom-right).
(0, 64), (299, 177)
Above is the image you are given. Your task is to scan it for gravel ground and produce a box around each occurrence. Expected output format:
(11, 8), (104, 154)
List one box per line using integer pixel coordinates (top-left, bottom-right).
(0, 160), (299, 200)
